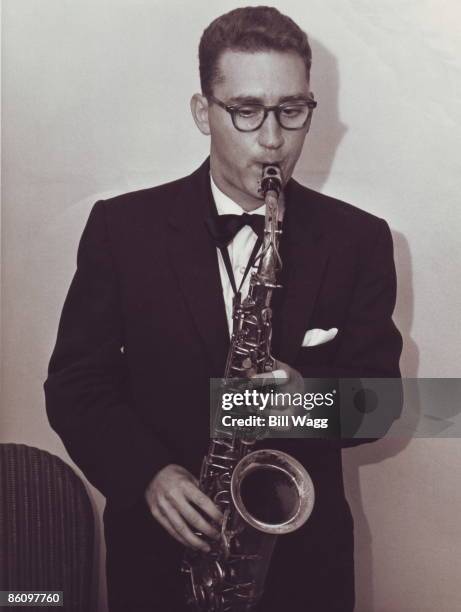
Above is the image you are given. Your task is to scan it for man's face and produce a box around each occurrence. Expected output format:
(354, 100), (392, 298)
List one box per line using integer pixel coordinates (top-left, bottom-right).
(207, 50), (311, 209)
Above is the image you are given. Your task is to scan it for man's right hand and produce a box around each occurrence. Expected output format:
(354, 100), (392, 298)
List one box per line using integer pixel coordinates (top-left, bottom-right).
(145, 464), (223, 552)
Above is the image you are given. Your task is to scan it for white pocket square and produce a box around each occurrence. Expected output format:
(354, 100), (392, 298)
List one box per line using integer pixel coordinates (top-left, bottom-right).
(302, 327), (338, 347)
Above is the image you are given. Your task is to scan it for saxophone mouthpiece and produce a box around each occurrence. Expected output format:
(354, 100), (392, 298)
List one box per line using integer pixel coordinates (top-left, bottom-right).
(260, 164), (282, 196)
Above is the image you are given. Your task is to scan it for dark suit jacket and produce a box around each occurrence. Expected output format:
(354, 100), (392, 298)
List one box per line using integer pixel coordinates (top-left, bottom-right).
(44, 158), (402, 611)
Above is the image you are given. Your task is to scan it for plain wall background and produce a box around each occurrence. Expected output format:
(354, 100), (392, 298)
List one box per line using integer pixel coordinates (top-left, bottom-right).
(1, 1), (460, 610)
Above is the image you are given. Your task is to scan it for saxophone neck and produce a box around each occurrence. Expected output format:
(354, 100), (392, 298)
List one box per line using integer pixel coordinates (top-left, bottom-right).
(258, 165), (284, 282)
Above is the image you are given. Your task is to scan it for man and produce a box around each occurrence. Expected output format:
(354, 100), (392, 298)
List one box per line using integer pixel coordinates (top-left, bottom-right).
(45, 6), (402, 612)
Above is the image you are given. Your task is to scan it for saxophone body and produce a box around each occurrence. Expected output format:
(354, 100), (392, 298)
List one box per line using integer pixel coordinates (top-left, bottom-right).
(183, 166), (315, 611)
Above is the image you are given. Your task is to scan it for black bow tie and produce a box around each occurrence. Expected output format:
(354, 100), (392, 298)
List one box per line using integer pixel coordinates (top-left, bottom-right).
(206, 213), (265, 249)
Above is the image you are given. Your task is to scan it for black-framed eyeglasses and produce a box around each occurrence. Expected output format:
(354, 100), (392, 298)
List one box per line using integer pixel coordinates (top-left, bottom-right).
(207, 94), (317, 132)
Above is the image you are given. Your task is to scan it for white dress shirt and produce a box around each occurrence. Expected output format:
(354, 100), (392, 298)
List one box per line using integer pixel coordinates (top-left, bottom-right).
(210, 174), (265, 335)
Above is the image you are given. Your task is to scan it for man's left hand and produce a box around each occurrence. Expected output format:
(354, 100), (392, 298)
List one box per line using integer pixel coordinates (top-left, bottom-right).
(251, 359), (304, 395)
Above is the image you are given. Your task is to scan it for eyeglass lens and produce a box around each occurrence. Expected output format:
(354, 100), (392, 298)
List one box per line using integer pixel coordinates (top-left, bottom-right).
(233, 104), (311, 131)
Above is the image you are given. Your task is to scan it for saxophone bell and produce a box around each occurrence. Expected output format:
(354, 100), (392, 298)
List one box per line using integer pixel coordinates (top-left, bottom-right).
(231, 449), (314, 534)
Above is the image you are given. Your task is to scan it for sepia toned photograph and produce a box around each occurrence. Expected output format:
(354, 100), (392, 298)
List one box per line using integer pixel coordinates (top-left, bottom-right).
(1, 2), (460, 611)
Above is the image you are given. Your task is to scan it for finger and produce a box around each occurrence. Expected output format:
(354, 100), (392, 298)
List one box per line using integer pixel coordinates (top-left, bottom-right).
(176, 467), (199, 488)
(151, 505), (189, 548)
(174, 465), (199, 486)
(163, 483), (221, 537)
(250, 369), (288, 386)
(184, 485), (224, 524)
(165, 505), (211, 552)
(178, 502), (221, 540)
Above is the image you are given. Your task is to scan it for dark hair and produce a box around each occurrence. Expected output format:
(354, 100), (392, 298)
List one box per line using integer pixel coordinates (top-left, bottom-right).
(199, 6), (312, 97)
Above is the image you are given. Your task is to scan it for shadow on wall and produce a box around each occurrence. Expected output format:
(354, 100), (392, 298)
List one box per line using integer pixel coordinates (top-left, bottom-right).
(393, 231), (419, 378)
(295, 37), (347, 192)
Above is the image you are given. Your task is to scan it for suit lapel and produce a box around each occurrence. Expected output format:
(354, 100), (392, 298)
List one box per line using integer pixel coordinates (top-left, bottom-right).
(273, 180), (330, 364)
(166, 159), (229, 374)
(165, 163), (330, 372)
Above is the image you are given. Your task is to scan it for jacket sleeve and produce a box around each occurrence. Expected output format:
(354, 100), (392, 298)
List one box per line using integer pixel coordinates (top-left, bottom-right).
(334, 218), (402, 379)
(295, 219), (403, 446)
(44, 200), (173, 510)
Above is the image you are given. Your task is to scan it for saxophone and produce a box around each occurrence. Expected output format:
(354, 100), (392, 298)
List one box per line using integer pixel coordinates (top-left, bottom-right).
(182, 165), (315, 611)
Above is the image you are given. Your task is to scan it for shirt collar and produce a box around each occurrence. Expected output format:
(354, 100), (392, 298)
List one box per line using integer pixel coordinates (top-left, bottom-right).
(210, 173), (266, 217)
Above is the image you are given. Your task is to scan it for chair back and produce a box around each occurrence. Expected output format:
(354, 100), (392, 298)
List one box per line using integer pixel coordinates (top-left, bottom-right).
(0, 444), (95, 611)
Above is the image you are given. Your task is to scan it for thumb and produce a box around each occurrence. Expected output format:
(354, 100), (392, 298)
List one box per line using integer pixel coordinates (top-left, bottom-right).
(250, 368), (288, 386)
